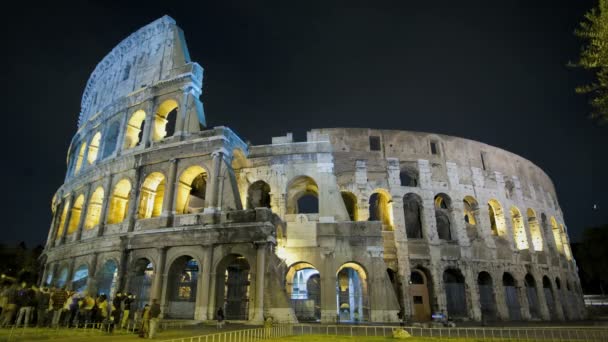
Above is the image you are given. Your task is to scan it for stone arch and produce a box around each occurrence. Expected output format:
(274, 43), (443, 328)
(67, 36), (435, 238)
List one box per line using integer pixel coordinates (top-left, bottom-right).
(72, 264), (89, 292)
(84, 186), (104, 229)
(550, 217), (564, 254)
(526, 209), (543, 251)
(175, 165), (208, 214)
(399, 166), (418, 187)
(403, 193), (423, 239)
(525, 274), (540, 319)
(341, 191), (358, 221)
(56, 199), (70, 239)
(123, 109), (146, 149)
(248, 180), (271, 209)
(152, 99), (179, 142)
(286, 262), (321, 321)
(411, 267), (433, 322)
(477, 271), (496, 321)
(97, 259), (119, 298)
(286, 176), (319, 214)
(166, 255), (199, 319)
(336, 262), (369, 322)
(510, 207), (529, 250)
(463, 196), (480, 240)
(87, 132), (102, 164)
(488, 199), (507, 237)
(101, 121), (120, 159)
(128, 258), (154, 310)
(215, 254), (251, 320)
(434, 193), (453, 240)
(138, 172), (166, 219)
(369, 189), (393, 230)
(443, 268), (467, 318)
(107, 179), (132, 224)
(67, 194), (85, 235)
(503, 272), (521, 320)
(74, 141), (87, 174)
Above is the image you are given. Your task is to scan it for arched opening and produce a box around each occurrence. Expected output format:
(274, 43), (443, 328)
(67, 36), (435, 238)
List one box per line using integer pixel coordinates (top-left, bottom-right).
(369, 190), (393, 230)
(84, 187), (104, 229)
(74, 142), (87, 174)
(248, 181), (271, 209)
(72, 264), (89, 293)
(286, 176), (319, 214)
(55, 266), (69, 288)
(411, 268), (433, 322)
(123, 110), (146, 149)
(216, 254), (251, 320)
(97, 260), (118, 299)
(101, 121), (120, 159)
(488, 199), (506, 237)
(153, 100), (179, 142)
(561, 225), (573, 260)
(138, 172), (165, 219)
(340, 191), (357, 221)
(510, 207), (529, 250)
(129, 258), (154, 310)
(434, 194), (452, 240)
(286, 262), (321, 322)
(527, 209), (543, 251)
(550, 217), (564, 255)
(403, 193), (423, 239)
(478, 272), (496, 321)
(87, 132), (102, 164)
(463, 196), (479, 240)
(503, 273), (521, 320)
(525, 274), (540, 319)
(543, 276), (557, 320)
(67, 195), (85, 235)
(55, 199), (70, 239)
(107, 179), (131, 224)
(399, 168), (418, 187)
(336, 262), (369, 322)
(443, 269), (467, 319)
(167, 256), (199, 319)
(175, 166), (207, 214)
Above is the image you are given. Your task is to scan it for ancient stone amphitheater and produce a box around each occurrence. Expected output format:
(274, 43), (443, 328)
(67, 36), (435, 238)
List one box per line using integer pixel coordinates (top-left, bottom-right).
(41, 16), (584, 323)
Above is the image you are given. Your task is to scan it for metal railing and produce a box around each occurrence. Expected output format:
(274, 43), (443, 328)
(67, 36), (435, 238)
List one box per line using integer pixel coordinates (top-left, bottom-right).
(161, 323), (608, 342)
(160, 325), (293, 342)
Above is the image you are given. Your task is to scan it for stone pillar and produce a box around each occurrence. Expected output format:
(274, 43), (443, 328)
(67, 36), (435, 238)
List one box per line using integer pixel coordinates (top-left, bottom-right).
(46, 196), (61, 247)
(60, 193), (75, 245)
(517, 277), (532, 320)
(87, 253), (98, 294)
(162, 159), (178, 219)
(127, 168), (143, 232)
(199, 246), (213, 320)
(76, 184), (92, 241)
(97, 175), (113, 237)
(174, 89), (190, 136)
(388, 196), (412, 319)
(253, 242), (267, 323)
(492, 272), (509, 320)
(205, 152), (223, 213)
(141, 101), (155, 148)
(117, 243), (129, 293)
(421, 195), (439, 244)
(66, 258), (76, 290)
(320, 251), (337, 323)
(450, 200), (470, 247)
(476, 204), (496, 248)
(552, 282), (566, 321)
(153, 248), (167, 314)
(463, 266), (481, 321)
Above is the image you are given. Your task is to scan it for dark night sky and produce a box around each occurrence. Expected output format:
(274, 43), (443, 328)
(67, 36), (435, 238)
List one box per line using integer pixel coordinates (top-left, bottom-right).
(0, 0), (606, 247)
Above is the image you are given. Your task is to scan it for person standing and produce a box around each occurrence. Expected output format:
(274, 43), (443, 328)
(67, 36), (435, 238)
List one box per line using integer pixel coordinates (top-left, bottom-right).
(15, 282), (35, 327)
(216, 307), (224, 329)
(139, 304), (150, 338)
(50, 286), (68, 327)
(121, 293), (133, 329)
(36, 286), (50, 327)
(148, 299), (161, 338)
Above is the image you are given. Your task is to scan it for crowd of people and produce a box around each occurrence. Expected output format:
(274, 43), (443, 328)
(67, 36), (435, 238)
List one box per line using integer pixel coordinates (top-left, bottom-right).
(0, 281), (161, 338)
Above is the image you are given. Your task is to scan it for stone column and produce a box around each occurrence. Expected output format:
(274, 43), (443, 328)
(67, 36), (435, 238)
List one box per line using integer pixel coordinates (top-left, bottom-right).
(492, 271), (509, 320)
(97, 175), (113, 237)
(141, 100), (155, 148)
(60, 193), (75, 245)
(87, 253), (98, 294)
(204, 152), (223, 213)
(517, 277), (532, 320)
(76, 184), (93, 241)
(152, 248), (167, 314)
(463, 266), (481, 321)
(199, 246), (213, 320)
(253, 242), (267, 323)
(161, 159), (178, 219)
(66, 258), (76, 290)
(46, 197), (61, 247)
(450, 200), (470, 247)
(174, 89), (190, 136)
(117, 243), (129, 293)
(476, 204), (496, 248)
(320, 251), (337, 323)
(421, 195), (439, 245)
(127, 168), (143, 232)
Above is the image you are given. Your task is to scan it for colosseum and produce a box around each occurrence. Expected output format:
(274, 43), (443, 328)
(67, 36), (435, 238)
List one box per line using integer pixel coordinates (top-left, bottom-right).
(40, 16), (585, 324)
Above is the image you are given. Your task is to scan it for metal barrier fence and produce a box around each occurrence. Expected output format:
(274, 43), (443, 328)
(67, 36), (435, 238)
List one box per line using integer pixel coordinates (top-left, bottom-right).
(292, 323), (608, 341)
(161, 325), (293, 342)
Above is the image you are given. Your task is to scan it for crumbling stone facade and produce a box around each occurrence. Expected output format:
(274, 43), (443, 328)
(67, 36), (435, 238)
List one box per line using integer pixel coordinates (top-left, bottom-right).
(41, 16), (585, 324)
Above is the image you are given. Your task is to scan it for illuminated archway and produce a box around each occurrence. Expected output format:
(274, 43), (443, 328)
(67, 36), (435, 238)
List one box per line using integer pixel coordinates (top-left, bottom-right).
(560, 224), (573, 260)
(97, 260), (118, 299)
(152, 100), (179, 141)
(286, 262), (321, 321)
(336, 262), (369, 322)
(550, 217), (564, 254)
(488, 199), (507, 237)
(369, 190), (393, 230)
(286, 176), (319, 214)
(55, 199), (70, 239)
(215, 254), (251, 320)
(510, 207), (529, 250)
(138, 172), (165, 219)
(463, 196), (479, 240)
(341, 191), (357, 221)
(87, 132), (101, 164)
(74, 142), (87, 174)
(84, 187), (104, 229)
(175, 166), (207, 214)
(129, 258), (154, 310)
(123, 110), (146, 149)
(107, 179), (131, 224)
(72, 264), (89, 292)
(67, 195), (85, 235)
(434, 194), (452, 240)
(167, 256), (199, 319)
(527, 209), (543, 251)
